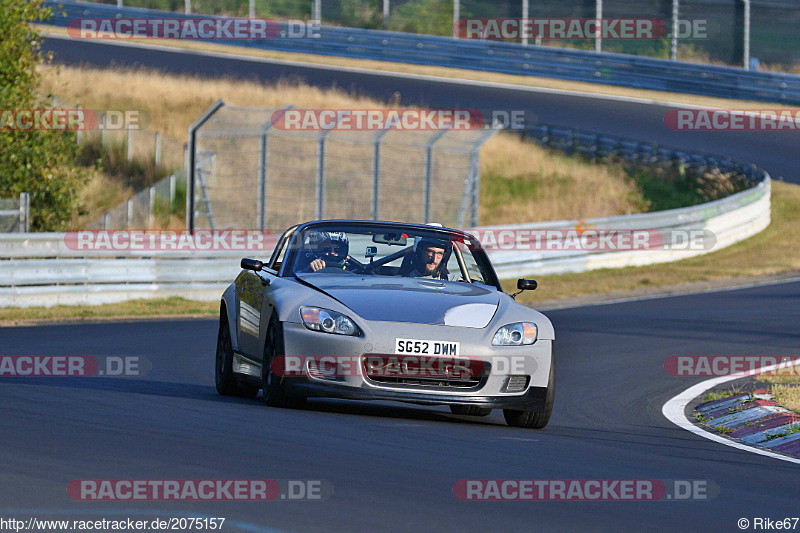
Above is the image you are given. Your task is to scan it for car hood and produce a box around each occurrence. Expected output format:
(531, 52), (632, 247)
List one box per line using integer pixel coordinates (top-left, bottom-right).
(296, 274), (500, 328)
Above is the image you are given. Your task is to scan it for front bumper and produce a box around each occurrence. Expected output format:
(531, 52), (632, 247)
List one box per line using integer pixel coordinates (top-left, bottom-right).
(280, 320), (553, 412)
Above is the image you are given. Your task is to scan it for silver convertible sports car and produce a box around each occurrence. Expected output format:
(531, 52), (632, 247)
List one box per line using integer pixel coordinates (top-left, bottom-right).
(215, 220), (555, 429)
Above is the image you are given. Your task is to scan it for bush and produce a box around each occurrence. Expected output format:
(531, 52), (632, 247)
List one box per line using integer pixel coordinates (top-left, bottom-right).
(0, 0), (88, 230)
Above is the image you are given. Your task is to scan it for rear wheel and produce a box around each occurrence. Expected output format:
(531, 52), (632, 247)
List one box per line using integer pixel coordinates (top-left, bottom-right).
(262, 317), (306, 409)
(449, 405), (492, 417)
(215, 317), (259, 398)
(503, 354), (555, 429)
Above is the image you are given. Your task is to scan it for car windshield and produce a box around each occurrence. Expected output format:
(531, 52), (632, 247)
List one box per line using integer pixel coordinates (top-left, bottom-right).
(285, 223), (496, 286)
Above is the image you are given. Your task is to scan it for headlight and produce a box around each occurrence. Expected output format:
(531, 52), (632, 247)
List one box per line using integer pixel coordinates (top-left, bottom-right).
(492, 322), (537, 346)
(300, 306), (359, 336)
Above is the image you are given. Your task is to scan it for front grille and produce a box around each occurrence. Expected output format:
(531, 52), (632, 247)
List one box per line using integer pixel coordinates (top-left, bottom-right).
(361, 355), (489, 390)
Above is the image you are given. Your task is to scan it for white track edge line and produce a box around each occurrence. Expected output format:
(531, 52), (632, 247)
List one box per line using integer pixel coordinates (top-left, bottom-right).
(662, 358), (800, 465)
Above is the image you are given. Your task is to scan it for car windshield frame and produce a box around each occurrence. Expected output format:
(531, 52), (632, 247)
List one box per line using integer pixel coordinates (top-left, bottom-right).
(280, 221), (502, 291)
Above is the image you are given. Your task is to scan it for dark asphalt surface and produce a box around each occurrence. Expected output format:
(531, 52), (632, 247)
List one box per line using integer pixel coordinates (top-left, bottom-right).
(7, 35), (795, 531)
(2, 280), (799, 532)
(42, 35), (800, 183)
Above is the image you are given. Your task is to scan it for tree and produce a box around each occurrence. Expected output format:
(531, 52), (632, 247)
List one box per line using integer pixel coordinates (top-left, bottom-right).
(0, 0), (87, 230)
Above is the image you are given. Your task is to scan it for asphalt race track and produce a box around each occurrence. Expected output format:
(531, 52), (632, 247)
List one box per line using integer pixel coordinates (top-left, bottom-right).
(42, 36), (800, 183)
(3, 35), (794, 532)
(2, 280), (799, 532)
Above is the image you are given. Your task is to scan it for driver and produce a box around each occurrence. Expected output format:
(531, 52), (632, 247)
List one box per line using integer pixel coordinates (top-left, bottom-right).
(303, 231), (350, 272)
(402, 237), (457, 280)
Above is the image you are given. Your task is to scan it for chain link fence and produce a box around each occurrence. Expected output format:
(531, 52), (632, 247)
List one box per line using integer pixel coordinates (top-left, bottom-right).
(186, 102), (499, 231)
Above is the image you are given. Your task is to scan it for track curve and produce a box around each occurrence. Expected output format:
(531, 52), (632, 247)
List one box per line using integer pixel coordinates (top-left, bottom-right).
(41, 36), (800, 183)
(2, 280), (799, 532)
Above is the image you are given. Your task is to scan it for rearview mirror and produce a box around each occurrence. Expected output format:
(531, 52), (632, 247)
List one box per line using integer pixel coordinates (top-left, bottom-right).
(373, 233), (407, 246)
(241, 258), (264, 271)
(517, 279), (537, 291)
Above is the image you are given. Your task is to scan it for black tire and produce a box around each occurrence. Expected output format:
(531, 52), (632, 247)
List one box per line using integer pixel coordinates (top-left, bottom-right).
(503, 353), (555, 429)
(262, 317), (306, 409)
(215, 317), (259, 398)
(450, 405), (492, 417)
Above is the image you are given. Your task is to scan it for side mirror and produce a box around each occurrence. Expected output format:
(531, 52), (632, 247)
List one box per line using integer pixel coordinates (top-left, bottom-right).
(241, 258), (264, 272)
(517, 279), (537, 291)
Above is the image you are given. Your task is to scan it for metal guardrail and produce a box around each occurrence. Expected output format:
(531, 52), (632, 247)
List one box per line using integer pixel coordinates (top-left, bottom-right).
(0, 173), (770, 307)
(43, 1), (800, 104)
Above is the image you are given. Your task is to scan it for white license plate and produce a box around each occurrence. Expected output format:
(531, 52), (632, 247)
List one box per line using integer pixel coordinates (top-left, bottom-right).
(395, 338), (460, 356)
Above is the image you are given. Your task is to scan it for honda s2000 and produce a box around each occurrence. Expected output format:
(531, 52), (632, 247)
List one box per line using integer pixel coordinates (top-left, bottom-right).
(215, 220), (555, 428)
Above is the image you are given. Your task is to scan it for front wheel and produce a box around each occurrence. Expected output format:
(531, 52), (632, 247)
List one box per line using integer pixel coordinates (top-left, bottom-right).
(262, 317), (306, 409)
(215, 317), (259, 398)
(503, 354), (555, 429)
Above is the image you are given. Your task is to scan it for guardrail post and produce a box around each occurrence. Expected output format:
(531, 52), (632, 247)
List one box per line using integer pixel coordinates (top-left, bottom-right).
(423, 130), (449, 223)
(154, 132), (161, 166)
(19, 193), (30, 233)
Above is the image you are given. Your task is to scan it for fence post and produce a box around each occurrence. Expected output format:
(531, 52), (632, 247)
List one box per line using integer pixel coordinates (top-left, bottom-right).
(76, 106), (83, 145)
(313, 0), (321, 22)
(149, 187), (156, 228)
(19, 193), (30, 233)
(743, 0), (751, 69)
(117, 0), (122, 7)
(595, 0), (602, 53)
(383, 0), (390, 25)
(185, 0), (191, 15)
(127, 126), (134, 161)
(169, 174), (176, 212)
(453, 0), (460, 38)
(186, 100), (225, 231)
(521, 0), (529, 45)
(127, 199), (133, 229)
(257, 105), (293, 231)
(670, 0), (679, 61)
(249, 0), (255, 18)
(371, 129), (391, 220)
(104, 212), (110, 230)
(154, 132), (161, 166)
(423, 130), (448, 223)
(101, 113), (107, 147)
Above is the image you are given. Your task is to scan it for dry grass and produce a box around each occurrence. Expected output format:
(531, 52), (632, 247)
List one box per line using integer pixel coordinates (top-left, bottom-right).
(770, 383), (800, 414)
(36, 24), (800, 112)
(71, 168), (134, 228)
(480, 135), (646, 224)
(514, 181), (800, 306)
(39, 64), (649, 226)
